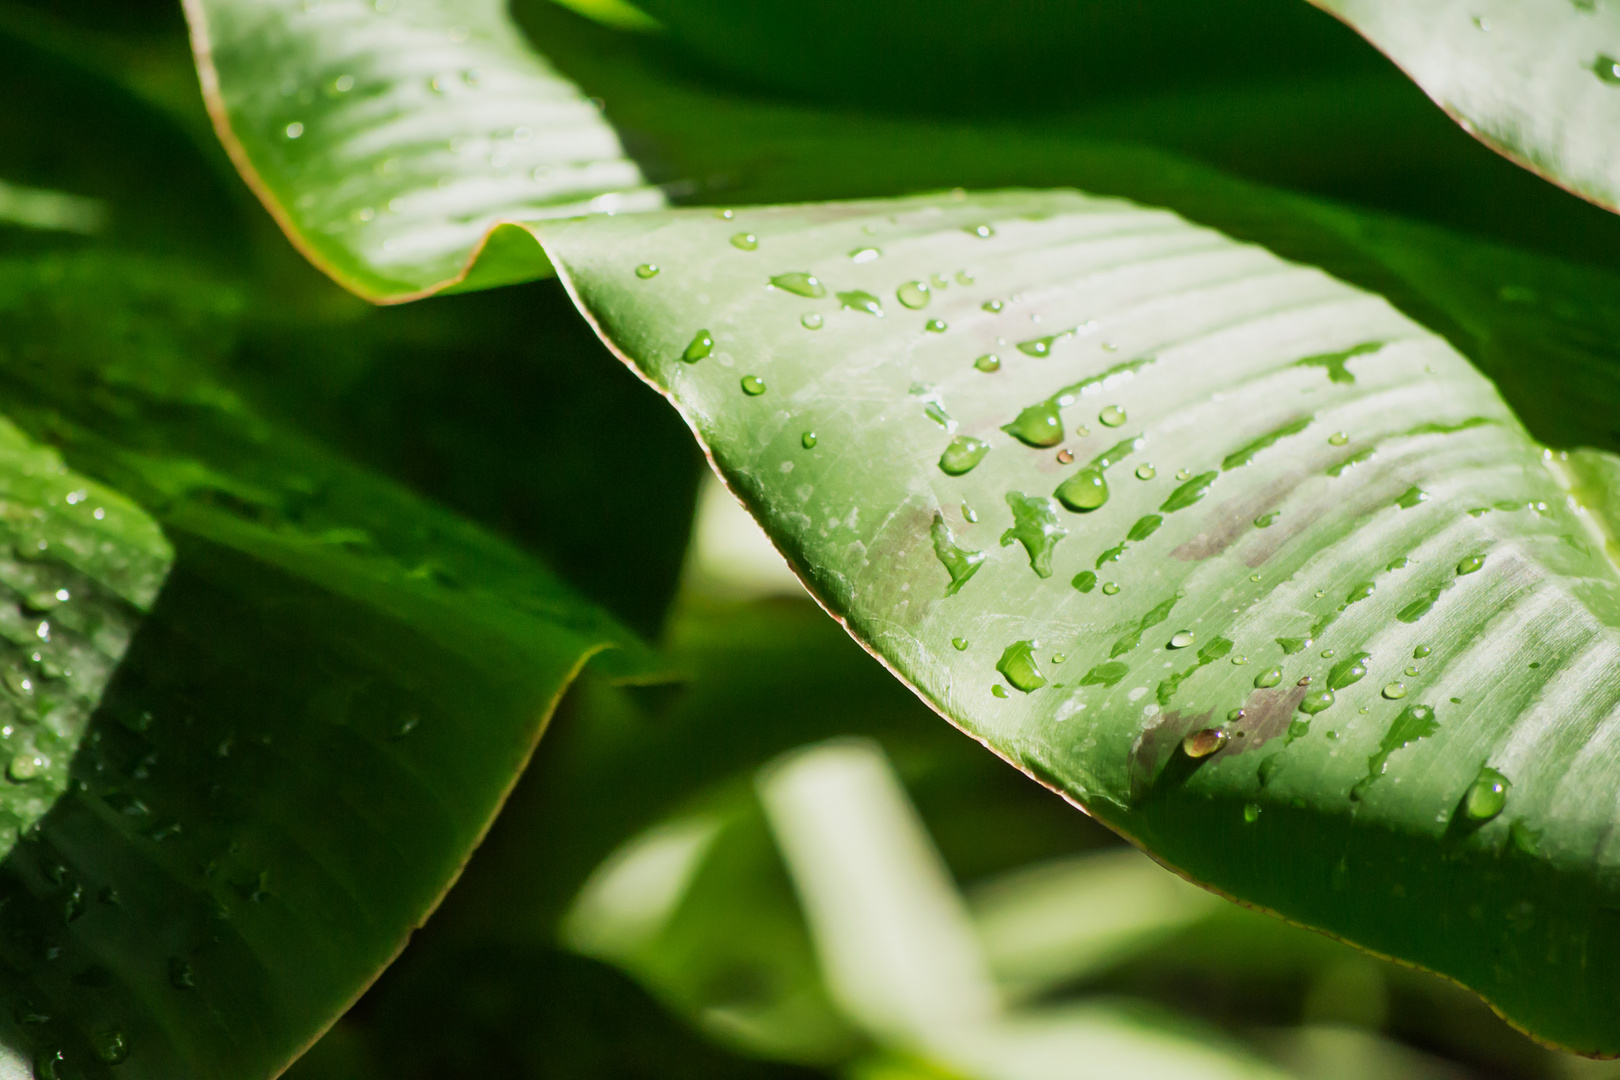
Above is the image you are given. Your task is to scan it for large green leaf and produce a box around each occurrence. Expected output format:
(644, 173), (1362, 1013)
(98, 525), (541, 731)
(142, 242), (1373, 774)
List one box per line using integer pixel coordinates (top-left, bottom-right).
(1311, 0), (1620, 216)
(182, 0), (663, 301)
(0, 249), (654, 1079)
(536, 189), (1620, 1053)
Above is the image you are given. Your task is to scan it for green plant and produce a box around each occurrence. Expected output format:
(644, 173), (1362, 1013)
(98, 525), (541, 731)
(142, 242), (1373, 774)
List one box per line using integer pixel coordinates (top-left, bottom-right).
(4, 0), (1620, 1076)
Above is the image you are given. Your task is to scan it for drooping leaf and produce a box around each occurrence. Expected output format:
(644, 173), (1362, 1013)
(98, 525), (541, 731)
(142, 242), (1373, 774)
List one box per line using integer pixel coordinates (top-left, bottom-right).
(0, 249), (655, 1079)
(1311, 0), (1620, 215)
(182, 0), (664, 301)
(537, 189), (1620, 1053)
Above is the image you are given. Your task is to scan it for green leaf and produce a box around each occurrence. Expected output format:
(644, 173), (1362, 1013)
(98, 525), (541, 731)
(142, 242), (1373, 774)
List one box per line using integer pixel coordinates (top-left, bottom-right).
(1312, 0), (1620, 214)
(0, 249), (653, 1078)
(182, 0), (664, 301)
(536, 189), (1620, 1053)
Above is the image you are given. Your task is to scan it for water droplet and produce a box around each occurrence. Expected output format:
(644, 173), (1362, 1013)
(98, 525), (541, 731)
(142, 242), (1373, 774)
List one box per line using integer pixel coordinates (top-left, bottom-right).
(924, 318), (948, 333)
(1075, 425), (1090, 437)
(962, 503), (978, 522)
(1255, 667), (1283, 688)
(973, 353), (1001, 373)
(1463, 765), (1511, 821)
(939, 436), (990, 476)
(730, 232), (758, 250)
(982, 299), (1004, 313)
(1098, 405), (1127, 427)
(1051, 653), (1066, 664)
(1405, 665), (1420, 677)
(92, 1027), (128, 1065)
(1002, 402), (1064, 447)
(716, 209), (735, 219)
(285, 121), (305, 139)
(1457, 554), (1485, 575)
(896, 281), (931, 309)
(1413, 644), (1432, 658)
(682, 329), (713, 363)
(1101, 581), (1121, 595)
(991, 684), (1008, 698)
(1054, 468), (1108, 512)
(1387, 556), (1410, 571)
(1168, 630), (1195, 649)
(932, 514), (986, 595)
(801, 313), (823, 330)
(740, 375), (767, 396)
(1254, 512), (1279, 528)
(849, 247), (880, 263)
(1183, 727), (1228, 758)
(7, 753), (42, 782)
(1072, 570), (1097, 593)
(1321, 649), (1335, 658)
(997, 640), (1047, 693)
(1328, 431), (1349, 446)
(952, 637), (969, 651)
(1344, 581), (1375, 604)
(1017, 335), (1065, 358)
(838, 290), (883, 316)
(1243, 803), (1261, 823)
(1328, 652), (1370, 689)
(802, 431), (818, 449)
(634, 263), (659, 279)
(1382, 682), (1407, 699)
(956, 270), (974, 285)
(764, 272), (825, 299)
(967, 224), (995, 238)
(1396, 486), (1429, 509)
(1299, 689), (1335, 714)
(1594, 54), (1620, 84)
(1135, 464), (1156, 480)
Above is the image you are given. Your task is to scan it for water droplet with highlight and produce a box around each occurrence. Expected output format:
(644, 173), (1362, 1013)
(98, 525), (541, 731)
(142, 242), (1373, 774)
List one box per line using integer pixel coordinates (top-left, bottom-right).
(682, 329), (713, 363)
(1243, 803), (1261, 823)
(838, 290), (883, 316)
(1054, 468), (1108, 512)
(1255, 667), (1283, 688)
(1396, 486), (1428, 509)
(1254, 512), (1279, 528)
(1002, 402), (1064, 446)
(1098, 405), (1126, 427)
(1457, 554), (1485, 575)
(1168, 630), (1195, 649)
(93, 1027), (129, 1065)
(802, 432), (818, 449)
(801, 313), (823, 330)
(1328, 431), (1349, 446)
(975, 354), (1001, 373)
(1101, 581), (1121, 595)
(982, 299), (1004, 313)
(897, 281), (931, 309)
(1328, 653), (1370, 689)
(730, 232), (758, 250)
(1405, 665), (1420, 677)
(1183, 728), (1228, 758)
(1135, 464), (1156, 480)
(962, 503), (978, 522)
(955, 271), (974, 285)
(1072, 570), (1097, 593)
(939, 436), (990, 476)
(992, 685), (1008, 698)
(771, 272), (826, 297)
(1017, 335), (1063, 358)
(1463, 765), (1511, 821)
(850, 246), (880, 262)
(1299, 689), (1335, 714)
(931, 514), (985, 595)
(1413, 644), (1432, 658)
(967, 224), (995, 238)
(1056, 449), (1074, 465)
(740, 375), (767, 396)
(634, 263), (659, 279)
(1382, 682), (1407, 699)
(924, 318), (948, 333)
(952, 637), (969, 651)
(285, 121), (305, 139)
(997, 640), (1047, 692)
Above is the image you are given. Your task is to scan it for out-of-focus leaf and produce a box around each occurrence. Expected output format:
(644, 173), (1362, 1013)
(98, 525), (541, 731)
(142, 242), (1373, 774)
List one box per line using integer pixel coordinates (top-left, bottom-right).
(537, 189), (1620, 1053)
(1311, 0), (1620, 217)
(182, 0), (664, 301)
(0, 249), (653, 1079)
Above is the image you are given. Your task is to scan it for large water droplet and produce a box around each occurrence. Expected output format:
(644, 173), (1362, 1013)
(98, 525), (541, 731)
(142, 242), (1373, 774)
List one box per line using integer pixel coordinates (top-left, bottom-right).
(771, 272), (826, 298)
(1000, 493), (1067, 577)
(682, 329), (713, 363)
(730, 232), (758, 250)
(740, 375), (767, 396)
(1327, 652), (1370, 690)
(939, 436), (989, 476)
(997, 640), (1047, 693)
(1002, 402), (1064, 447)
(1168, 630), (1195, 649)
(1098, 405), (1126, 427)
(1299, 688), (1335, 714)
(1183, 727), (1228, 758)
(838, 290), (883, 316)
(1054, 468), (1108, 512)
(1463, 766), (1511, 822)
(635, 263), (659, 279)
(896, 281), (931, 309)
(1255, 667), (1283, 688)
(931, 514), (985, 595)
(1135, 464), (1156, 480)
(1382, 682), (1407, 700)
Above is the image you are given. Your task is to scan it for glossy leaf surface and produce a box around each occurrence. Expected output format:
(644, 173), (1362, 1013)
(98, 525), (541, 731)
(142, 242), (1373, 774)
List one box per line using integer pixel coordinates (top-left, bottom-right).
(183, 0), (662, 301)
(1313, 0), (1620, 214)
(539, 190), (1620, 1052)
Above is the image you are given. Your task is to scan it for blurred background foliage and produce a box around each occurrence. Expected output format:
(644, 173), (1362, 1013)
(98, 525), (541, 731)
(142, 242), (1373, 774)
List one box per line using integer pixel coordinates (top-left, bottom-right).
(6, 0), (1620, 1075)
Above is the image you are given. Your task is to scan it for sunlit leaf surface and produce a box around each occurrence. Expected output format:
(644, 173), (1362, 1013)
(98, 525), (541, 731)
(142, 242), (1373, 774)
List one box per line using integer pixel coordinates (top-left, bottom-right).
(184, 0), (662, 300)
(538, 189), (1620, 1053)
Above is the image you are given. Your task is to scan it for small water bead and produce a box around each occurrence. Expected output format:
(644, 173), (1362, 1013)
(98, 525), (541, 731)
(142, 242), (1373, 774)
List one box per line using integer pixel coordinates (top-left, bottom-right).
(1101, 581), (1121, 595)
(1594, 55), (1620, 84)
(992, 685), (1008, 698)
(1176, 469), (1191, 481)
(1328, 431), (1349, 446)
(682, 329), (714, 363)
(285, 121), (305, 139)
(962, 503), (978, 523)
(974, 354), (1001, 373)
(1321, 649), (1336, 659)
(1055, 468), (1108, 512)
(1254, 512), (1279, 528)
(1051, 653), (1066, 664)
(968, 224), (995, 238)
(955, 271), (974, 285)
(924, 319), (948, 333)
(1457, 554), (1486, 575)
(1413, 644), (1432, 658)
(730, 232), (758, 250)
(802, 432), (818, 449)
(1463, 766), (1511, 821)
(801, 313), (823, 330)
(1255, 667), (1283, 688)
(1231, 655), (1248, 665)
(771, 272), (826, 297)
(930, 273), (950, 289)
(1168, 630), (1195, 649)
(848, 246), (880, 263)
(1299, 689), (1335, 714)
(634, 263), (659, 279)
(1243, 803), (1261, 823)
(715, 209), (735, 219)
(952, 637), (969, 651)
(1056, 449), (1074, 465)
(839, 290), (884, 316)
(1135, 464), (1156, 480)
(982, 300), (1004, 313)
(1183, 727), (1228, 758)
(1387, 556), (1410, 571)
(740, 375), (767, 396)
(1382, 682), (1407, 699)
(897, 281), (931, 309)
(1098, 405), (1127, 427)
(939, 436), (990, 476)
(1405, 665), (1420, 677)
